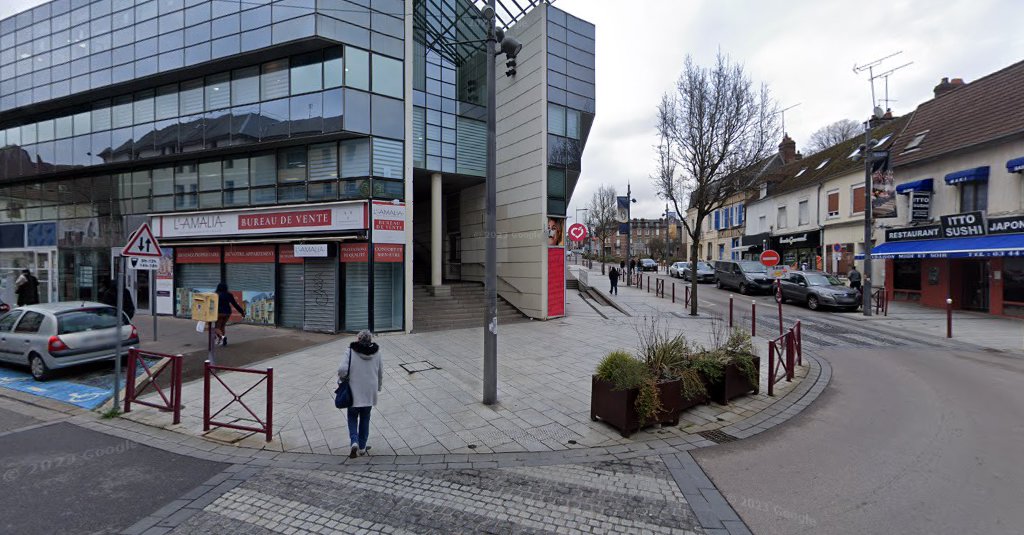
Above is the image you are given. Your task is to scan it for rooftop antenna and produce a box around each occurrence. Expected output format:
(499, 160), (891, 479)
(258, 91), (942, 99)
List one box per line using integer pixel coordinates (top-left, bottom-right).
(853, 51), (906, 109)
(876, 62), (913, 112)
(777, 102), (802, 136)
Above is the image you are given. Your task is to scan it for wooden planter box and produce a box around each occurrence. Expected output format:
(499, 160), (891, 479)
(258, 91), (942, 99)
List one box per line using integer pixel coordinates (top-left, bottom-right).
(705, 356), (760, 405)
(590, 376), (684, 438)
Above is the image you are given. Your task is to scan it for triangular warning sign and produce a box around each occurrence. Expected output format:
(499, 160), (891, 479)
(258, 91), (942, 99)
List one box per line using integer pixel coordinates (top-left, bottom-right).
(122, 223), (163, 257)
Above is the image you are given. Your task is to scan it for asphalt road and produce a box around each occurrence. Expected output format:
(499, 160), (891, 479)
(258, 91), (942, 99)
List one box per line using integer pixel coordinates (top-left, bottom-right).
(0, 411), (225, 535)
(694, 345), (1024, 535)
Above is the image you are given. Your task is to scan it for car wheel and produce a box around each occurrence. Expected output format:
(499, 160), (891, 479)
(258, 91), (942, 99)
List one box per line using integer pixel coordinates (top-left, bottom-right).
(715, 279), (723, 289)
(29, 354), (50, 381)
(739, 283), (748, 295)
(807, 295), (820, 311)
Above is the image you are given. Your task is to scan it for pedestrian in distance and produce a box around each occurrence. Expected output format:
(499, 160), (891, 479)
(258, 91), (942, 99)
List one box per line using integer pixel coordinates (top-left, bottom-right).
(214, 282), (245, 346)
(338, 329), (383, 458)
(98, 277), (135, 319)
(608, 266), (619, 295)
(848, 266), (862, 291)
(15, 269), (39, 306)
(619, 260), (626, 280)
(629, 258), (636, 276)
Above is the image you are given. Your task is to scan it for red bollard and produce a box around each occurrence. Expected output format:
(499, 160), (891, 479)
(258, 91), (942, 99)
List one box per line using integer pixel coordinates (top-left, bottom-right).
(647, 276), (650, 292)
(672, 283), (675, 303)
(751, 300), (757, 337)
(729, 295), (734, 328)
(266, 367), (274, 443)
(203, 360), (211, 432)
(946, 297), (953, 338)
(767, 340), (775, 397)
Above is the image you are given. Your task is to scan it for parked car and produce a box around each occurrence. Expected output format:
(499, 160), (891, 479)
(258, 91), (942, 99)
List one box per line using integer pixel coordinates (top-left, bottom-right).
(669, 262), (687, 278)
(777, 271), (861, 311)
(713, 260), (774, 294)
(639, 258), (658, 272)
(0, 302), (139, 381)
(675, 261), (715, 282)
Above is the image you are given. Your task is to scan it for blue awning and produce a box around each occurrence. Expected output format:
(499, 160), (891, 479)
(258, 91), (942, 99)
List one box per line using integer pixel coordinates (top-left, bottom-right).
(865, 234), (1024, 259)
(1007, 157), (1024, 173)
(944, 166), (990, 185)
(895, 178), (933, 194)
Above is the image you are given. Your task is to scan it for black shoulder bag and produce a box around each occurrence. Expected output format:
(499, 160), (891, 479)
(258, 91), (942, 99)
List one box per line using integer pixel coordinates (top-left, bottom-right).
(334, 349), (354, 409)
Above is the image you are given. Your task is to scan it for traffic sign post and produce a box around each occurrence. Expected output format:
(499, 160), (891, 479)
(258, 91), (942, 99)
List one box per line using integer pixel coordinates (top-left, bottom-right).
(113, 223), (165, 409)
(760, 249), (780, 267)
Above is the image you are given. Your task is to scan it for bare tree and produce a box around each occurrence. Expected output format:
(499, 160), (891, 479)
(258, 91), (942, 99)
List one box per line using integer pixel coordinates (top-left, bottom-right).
(585, 184), (618, 275)
(653, 52), (780, 315)
(646, 236), (671, 264)
(806, 119), (860, 154)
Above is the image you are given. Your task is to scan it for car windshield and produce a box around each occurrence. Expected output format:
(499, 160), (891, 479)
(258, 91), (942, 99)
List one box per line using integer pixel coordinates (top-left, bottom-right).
(738, 261), (767, 273)
(697, 262), (713, 271)
(57, 308), (130, 334)
(805, 273), (843, 286)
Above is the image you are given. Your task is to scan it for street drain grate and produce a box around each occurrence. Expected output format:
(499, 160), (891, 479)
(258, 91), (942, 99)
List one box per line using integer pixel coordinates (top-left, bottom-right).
(400, 361), (440, 374)
(698, 430), (739, 444)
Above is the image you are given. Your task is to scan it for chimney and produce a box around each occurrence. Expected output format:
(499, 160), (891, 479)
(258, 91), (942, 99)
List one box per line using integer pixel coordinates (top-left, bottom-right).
(795, 151), (803, 161)
(778, 134), (797, 164)
(933, 77), (966, 99)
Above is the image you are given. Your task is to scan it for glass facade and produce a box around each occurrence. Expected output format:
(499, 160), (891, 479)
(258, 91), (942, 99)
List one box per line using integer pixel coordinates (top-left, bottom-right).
(0, 0), (407, 332)
(546, 6), (595, 217)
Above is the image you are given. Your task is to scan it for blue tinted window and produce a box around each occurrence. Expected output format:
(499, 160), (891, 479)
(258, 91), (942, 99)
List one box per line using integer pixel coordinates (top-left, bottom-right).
(344, 89), (370, 134)
(259, 98), (288, 140)
(289, 92), (322, 136)
(345, 46), (368, 90)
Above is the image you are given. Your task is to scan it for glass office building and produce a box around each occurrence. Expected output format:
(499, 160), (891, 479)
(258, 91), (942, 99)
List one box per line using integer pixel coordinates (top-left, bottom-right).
(0, 0), (594, 332)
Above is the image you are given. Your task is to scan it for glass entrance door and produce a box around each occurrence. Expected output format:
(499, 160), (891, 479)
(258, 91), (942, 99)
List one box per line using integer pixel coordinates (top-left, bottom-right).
(962, 260), (990, 312)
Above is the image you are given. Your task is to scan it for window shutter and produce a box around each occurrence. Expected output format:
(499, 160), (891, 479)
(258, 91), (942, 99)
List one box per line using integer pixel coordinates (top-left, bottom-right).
(714, 210), (720, 230)
(828, 192), (839, 213)
(852, 186), (866, 213)
(738, 204), (744, 225)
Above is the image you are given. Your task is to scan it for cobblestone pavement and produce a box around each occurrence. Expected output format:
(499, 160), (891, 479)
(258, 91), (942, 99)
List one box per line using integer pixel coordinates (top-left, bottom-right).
(170, 457), (705, 535)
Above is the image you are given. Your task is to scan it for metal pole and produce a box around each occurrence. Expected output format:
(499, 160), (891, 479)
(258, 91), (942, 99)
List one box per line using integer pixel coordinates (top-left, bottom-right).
(113, 256), (124, 410)
(863, 121), (874, 316)
(626, 182), (631, 286)
(729, 294), (734, 328)
(751, 300), (757, 337)
(151, 270), (157, 341)
(946, 297), (953, 338)
(482, 0), (498, 405)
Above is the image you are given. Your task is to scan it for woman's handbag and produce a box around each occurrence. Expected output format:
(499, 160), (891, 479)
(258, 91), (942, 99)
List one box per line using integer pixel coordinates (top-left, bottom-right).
(334, 350), (354, 409)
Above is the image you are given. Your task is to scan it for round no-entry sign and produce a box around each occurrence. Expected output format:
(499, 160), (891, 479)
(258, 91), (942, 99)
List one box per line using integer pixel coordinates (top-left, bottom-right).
(568, 223), (588, 242)
(760, 249), (780, 267)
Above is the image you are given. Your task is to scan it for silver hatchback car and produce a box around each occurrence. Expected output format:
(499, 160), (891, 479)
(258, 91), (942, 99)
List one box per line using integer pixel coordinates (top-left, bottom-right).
(0, 302), (139, 381)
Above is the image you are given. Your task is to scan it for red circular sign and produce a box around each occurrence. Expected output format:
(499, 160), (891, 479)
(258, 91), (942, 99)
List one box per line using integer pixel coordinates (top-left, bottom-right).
(567, 223), (588, 242)
(760, 250), (780, 267)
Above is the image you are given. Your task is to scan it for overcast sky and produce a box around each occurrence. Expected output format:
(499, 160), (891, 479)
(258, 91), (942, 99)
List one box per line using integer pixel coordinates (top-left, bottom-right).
(3, 0), (1023, 221)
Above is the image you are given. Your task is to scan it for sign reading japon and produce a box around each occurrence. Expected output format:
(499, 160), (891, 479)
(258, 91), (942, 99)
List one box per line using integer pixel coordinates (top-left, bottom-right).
(988, 215), (1024, 235)
(153, 202), (366, 238)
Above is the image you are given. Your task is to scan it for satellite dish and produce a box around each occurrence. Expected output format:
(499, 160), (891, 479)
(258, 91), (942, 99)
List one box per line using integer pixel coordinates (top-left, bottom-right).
(873, 106), (885, 119)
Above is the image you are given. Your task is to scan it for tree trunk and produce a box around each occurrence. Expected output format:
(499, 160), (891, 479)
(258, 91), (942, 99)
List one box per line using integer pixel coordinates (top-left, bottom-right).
(600, 238), (606, 275)
(689, 240), (700, 316)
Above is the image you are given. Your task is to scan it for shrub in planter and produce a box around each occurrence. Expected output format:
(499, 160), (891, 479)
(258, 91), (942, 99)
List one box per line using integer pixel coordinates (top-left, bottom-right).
(591, 351), (681, 438)
(700, 330), (760, 405)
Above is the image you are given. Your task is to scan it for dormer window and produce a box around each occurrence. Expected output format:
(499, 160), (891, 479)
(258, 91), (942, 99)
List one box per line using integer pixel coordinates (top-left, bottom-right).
(815, 159), (830, 170)
(847, 147), (862, 160)
(795, 167), (807, 177)
(875, 134), (892, 146)
(903, 131), (929, 153)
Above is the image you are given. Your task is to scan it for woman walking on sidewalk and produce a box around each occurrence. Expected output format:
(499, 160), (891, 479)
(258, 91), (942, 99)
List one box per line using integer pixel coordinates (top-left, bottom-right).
(338, 330), (384, 458)
(214, 282), (245, 346)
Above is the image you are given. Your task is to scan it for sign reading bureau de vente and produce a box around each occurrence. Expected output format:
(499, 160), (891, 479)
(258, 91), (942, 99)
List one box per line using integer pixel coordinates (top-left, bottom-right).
(153, 202), (366, 238)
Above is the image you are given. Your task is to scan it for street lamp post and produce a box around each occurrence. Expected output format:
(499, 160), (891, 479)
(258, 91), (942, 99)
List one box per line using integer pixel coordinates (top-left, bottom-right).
(860, 108), (886, 317)
(625, 182), (636, 284)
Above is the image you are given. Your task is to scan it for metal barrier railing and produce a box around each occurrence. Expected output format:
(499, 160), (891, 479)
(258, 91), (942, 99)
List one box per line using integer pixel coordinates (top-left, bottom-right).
(123, 348), (183, 425)
(872, 288), (889, 316)
(767, 320), (802, 396)
(203, 361), (274, 442)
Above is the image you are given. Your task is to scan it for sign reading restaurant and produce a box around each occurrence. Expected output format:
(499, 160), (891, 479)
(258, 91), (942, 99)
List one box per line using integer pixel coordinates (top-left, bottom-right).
(885, 212), (1024, 242)
(152, 202), (367, 238)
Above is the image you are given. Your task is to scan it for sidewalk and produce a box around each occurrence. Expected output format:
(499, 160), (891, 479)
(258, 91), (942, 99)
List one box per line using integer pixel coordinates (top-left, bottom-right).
(842, 300), (1024, 353)
(122, 284), (816, 457)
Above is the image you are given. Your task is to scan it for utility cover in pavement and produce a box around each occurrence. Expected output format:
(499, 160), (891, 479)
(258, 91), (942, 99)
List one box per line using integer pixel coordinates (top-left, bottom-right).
(400, 361), (440, 374)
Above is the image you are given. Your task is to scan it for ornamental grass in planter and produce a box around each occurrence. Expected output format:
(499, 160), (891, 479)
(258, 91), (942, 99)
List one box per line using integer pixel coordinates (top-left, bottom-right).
(696, 329), (760, 405)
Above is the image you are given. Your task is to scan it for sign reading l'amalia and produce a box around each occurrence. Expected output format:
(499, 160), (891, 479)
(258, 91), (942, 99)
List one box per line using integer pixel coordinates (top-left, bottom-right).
(153, 202), (366, 238)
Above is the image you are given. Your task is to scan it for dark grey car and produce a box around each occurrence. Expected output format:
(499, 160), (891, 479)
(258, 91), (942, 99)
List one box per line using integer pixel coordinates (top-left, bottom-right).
(714, 260), (774, 294)
(777, 271), (861, 311)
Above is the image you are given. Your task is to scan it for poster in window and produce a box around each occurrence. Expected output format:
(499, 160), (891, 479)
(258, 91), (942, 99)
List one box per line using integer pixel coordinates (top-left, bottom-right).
(547, 217), (564, 247)
(871, 154), (897, 218)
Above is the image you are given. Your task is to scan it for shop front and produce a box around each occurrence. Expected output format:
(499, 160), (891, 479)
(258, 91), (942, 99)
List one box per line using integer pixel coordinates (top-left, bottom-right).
(770, 230), (822, 271)
(151, 200), (406, 333)
(0, 221), (58, 304)
(876, 212), (1024, 316)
